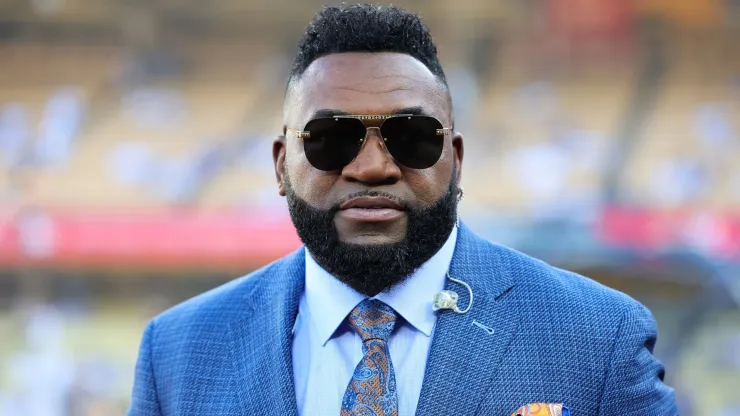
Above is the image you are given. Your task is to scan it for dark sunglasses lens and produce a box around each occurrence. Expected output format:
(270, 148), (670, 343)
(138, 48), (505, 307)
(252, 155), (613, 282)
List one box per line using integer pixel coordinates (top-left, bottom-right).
(381, 116), (444, 169)
(303, 118), (366, 171)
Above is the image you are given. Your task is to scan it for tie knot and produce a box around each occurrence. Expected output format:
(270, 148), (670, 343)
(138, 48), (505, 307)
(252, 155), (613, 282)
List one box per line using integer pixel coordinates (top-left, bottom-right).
(347, 299), (398, 343)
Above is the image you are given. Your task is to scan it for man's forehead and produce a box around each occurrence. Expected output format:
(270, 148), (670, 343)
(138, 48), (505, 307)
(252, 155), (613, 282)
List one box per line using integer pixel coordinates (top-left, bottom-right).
(285, 52), (450, 123)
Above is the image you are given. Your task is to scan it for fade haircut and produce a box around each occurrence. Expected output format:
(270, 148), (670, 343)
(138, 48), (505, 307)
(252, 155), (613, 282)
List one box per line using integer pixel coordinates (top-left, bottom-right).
(288, 4), (447, 87)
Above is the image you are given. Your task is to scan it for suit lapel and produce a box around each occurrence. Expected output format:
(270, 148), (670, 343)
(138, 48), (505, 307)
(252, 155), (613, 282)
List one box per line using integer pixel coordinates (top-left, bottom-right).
(221, 225), (518, 415)
(227, 249), (305, 416)
(415, 224), (520, 416)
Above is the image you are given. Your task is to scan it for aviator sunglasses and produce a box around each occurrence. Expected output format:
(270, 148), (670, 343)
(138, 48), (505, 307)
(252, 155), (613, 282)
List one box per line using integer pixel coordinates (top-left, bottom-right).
(286, 114), (452, 171)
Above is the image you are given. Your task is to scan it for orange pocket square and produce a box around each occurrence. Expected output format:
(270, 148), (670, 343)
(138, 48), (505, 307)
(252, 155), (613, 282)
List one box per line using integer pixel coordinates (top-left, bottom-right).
(510, 403), (571, 416)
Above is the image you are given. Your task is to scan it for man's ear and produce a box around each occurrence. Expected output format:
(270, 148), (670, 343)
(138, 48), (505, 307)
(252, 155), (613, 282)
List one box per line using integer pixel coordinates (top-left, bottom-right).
(452, 132), (464, 184)
(273, 136), (287, 196)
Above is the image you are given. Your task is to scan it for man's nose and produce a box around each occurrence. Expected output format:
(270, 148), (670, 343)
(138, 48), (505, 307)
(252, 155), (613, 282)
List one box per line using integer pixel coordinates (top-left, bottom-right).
(340, 127), (402, 185)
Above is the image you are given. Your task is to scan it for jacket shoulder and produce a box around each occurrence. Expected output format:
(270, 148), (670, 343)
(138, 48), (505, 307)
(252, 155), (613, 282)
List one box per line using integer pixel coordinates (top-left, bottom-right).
(485, 239), (648, 322)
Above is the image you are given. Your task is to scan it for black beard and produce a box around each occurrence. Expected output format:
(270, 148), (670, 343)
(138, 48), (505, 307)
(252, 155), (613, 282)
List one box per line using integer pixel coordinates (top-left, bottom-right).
(284, 174), (458, 297)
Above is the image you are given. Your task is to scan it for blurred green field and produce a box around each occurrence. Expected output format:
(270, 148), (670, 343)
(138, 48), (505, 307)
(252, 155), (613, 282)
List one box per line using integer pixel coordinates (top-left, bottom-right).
(0, 301), (159, 415)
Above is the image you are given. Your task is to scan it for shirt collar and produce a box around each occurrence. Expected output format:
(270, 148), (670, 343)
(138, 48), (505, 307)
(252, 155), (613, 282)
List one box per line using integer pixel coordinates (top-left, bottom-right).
(303, 226), (458, 345)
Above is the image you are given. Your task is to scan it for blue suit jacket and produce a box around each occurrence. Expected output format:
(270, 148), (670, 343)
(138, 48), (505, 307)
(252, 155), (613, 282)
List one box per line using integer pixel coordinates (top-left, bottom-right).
(128, 224), (678, 415)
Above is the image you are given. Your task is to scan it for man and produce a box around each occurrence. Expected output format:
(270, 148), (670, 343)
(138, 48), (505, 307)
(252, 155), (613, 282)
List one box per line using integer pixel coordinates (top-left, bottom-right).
(128, 4), (678, 415)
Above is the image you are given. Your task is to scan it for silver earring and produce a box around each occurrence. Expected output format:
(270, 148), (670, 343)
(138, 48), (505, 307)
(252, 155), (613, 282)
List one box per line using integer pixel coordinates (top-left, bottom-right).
(455, 187), (464, 228)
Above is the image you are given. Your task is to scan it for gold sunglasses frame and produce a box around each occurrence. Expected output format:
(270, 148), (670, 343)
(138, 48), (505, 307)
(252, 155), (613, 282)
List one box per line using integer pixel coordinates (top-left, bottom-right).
(286, 114), (452, 140)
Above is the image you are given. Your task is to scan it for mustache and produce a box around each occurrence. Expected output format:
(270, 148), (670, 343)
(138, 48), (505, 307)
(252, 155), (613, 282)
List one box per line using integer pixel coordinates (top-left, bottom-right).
(331, 190), (409, 212)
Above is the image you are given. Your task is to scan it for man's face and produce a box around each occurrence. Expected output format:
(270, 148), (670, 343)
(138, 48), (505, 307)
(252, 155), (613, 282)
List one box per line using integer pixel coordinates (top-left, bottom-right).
(273, 52), (464, 295)
(275, 52), (463, 243)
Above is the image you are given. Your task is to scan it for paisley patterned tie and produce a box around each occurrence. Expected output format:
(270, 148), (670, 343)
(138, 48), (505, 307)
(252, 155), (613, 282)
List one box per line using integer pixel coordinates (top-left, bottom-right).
(340, 299), (399, 416)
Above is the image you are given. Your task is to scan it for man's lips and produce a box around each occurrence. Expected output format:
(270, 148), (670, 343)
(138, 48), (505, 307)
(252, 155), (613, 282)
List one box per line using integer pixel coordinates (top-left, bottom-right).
(338, 197), (406, 222)
(340, 196), (404, 210)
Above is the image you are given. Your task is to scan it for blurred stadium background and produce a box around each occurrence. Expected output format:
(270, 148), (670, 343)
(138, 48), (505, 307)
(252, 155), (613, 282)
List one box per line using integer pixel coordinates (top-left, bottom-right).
(0, 0), (739, 414)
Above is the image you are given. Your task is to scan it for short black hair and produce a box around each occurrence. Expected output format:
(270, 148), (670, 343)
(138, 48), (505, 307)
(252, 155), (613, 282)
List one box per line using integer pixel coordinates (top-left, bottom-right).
(289, 4), (447, 85)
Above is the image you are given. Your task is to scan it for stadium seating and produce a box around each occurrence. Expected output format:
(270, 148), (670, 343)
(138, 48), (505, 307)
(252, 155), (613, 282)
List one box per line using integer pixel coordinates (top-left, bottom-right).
(620, 40), (740, 209)
(1, 30), (738, 212)
(0, 41), (286, 208)
(464, 62), (632, 213)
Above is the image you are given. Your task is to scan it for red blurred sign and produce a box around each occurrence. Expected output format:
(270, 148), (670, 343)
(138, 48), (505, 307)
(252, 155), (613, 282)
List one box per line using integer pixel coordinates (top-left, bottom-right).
(2, 206), (738, 270)
(598, 207), (740, 259)
(0, 208), (302, 269)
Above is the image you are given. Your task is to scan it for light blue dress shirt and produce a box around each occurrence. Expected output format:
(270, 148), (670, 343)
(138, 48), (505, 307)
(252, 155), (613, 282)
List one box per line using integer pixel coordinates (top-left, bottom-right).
(291, 227), (458, 416)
